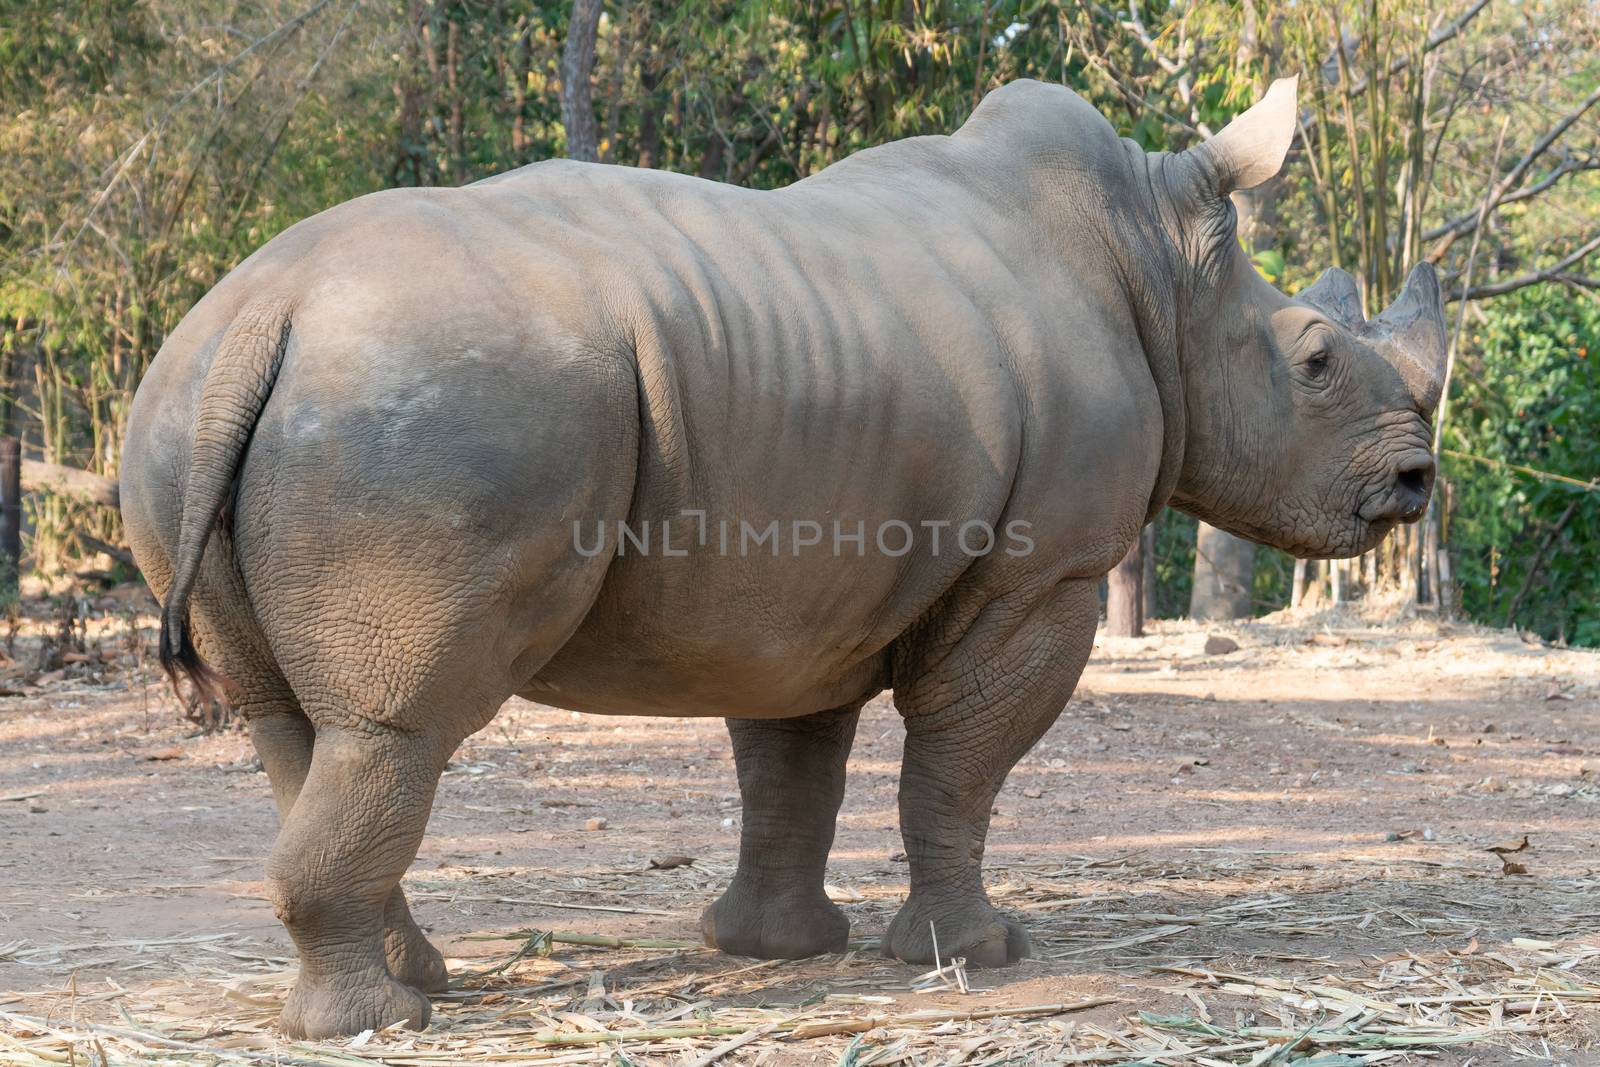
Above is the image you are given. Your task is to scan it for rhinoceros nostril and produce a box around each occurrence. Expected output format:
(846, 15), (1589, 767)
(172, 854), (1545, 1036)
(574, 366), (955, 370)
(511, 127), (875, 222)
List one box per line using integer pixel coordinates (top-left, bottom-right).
(1393, 454), (1434, 517)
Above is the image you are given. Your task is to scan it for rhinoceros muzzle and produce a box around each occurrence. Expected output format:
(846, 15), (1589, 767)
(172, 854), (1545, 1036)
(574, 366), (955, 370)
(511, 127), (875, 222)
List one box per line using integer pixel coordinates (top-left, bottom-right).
(1360, 449), (1435, 526)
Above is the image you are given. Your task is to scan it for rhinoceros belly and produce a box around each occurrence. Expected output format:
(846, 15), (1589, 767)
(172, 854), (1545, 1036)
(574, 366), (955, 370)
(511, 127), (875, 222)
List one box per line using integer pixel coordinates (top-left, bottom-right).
(517, 550), (896, 718)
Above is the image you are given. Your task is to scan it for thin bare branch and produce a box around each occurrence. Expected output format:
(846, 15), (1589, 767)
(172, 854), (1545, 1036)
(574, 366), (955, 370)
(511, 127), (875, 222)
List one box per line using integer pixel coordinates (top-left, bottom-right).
(1448, 232), (1600, 301)
(1435, 118), (1508, 457)
(43, 0), (335, 262)
(1059, 10), (1204, 138)
(1428, 84), (1600, 258)
(1324, 0), (1494, 99)
(1553, 273), (1600, 291)
(1423, 156), (1599, 242)
(1416, 0), (1494, 66)
(227, 0), (361, 227)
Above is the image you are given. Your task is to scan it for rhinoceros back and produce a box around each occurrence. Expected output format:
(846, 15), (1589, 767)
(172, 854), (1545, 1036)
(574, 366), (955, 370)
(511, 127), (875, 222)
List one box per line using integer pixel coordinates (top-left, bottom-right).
(465, 158), (1034, 715)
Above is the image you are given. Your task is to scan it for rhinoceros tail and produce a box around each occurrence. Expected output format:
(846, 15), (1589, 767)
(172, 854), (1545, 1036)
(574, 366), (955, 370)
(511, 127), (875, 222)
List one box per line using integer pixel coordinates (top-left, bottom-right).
(159, 296), (293, 707)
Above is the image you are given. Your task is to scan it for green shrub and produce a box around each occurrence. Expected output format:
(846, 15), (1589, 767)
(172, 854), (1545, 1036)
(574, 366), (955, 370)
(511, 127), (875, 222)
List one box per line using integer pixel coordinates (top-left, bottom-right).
(1445, 287), (1600, 644)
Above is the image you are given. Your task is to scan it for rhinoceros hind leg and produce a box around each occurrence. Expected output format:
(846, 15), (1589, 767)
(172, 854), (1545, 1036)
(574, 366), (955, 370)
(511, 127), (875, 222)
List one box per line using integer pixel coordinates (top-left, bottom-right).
(263, 627), (512, 1039)
(244, 703), (445, 994)
(884, 578), (1098, 968)
(267, 717), (473, 1040)
(144, 497), (450, 1003)
(181, 544), (448, 998)
(701, 702), (864, 959)
(882, 893), (1033, 968)
(191, 615), (447, 998)
(279, 964), (431, 1041)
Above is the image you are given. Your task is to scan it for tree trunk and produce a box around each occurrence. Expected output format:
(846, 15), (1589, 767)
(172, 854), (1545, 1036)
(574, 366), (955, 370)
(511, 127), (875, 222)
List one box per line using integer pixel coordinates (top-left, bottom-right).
(1190, 522), (1256, 620)
(22, 459), (120, 508)
(1105, 536), (1144, 638)
(598, 0), (630, 164)
(1386, 524), (1418, 605)
(390, 0), (432, 185)
(1438, 547), (1455, 618)
(509, 17), (531, 156)
(636, 49), (661, 168)
(445, 20), (466, 184)
(561, 0), (603, 162)
(0, 438), (20, 594)
(1141, 521), (1157, 620)
(1434, 478), (1455, 617)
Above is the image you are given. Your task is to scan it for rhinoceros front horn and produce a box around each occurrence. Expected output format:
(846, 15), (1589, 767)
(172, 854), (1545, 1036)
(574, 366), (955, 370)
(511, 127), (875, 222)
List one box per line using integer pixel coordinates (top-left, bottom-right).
(1372, 262), (1448, 413)
(1298, 267), (1365, 328)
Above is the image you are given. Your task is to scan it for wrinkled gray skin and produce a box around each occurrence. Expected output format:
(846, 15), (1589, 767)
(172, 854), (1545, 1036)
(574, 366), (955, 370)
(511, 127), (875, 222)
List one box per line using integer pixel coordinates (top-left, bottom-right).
(121, 76), (1447, 1038)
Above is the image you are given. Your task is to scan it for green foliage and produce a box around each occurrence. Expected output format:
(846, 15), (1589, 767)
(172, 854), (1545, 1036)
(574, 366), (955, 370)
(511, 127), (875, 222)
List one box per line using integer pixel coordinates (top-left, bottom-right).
(1152, 512), (1197, 618)
(1250, 248), (1286, 283)
(0, 0), (157, 103)
(1250, 544), (1293, 614)
(0, 0), (1595, 645)
(1, 1), (399, 568)
(1149, 511), (1293, 618)
(0, 0), (1145, 574)
(1445, 288), (1600, 644)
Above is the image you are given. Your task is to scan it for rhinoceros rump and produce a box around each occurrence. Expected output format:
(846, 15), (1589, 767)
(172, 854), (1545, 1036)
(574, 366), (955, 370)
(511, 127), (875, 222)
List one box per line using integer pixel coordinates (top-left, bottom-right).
(120, 76), (1446, 1038)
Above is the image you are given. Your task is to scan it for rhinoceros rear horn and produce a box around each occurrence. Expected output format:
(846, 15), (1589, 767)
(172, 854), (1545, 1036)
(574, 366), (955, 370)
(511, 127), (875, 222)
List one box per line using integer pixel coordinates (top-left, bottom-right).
(1373, 262), (1448, 412)
(1192, 76), (1300, 194)
(1298, 267), (1365, 328)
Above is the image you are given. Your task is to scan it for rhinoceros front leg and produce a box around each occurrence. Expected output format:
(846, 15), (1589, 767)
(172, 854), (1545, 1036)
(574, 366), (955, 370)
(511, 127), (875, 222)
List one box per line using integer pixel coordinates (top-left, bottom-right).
(886, 578), (1098, 968)
(701, 702), (864, 959)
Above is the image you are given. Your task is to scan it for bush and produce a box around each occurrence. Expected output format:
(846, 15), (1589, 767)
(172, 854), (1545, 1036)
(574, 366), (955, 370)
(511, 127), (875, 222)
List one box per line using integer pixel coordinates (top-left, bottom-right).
(1445, 287), (1600, 644)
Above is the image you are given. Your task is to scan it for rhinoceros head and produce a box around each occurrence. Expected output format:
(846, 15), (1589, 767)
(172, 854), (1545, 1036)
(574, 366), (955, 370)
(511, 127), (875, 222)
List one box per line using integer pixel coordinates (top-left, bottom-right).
(1162, 76), (1448, 558)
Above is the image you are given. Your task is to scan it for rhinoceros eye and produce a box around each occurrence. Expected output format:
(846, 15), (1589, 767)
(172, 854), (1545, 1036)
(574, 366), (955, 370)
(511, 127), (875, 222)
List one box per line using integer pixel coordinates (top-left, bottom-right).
(1306, 351), (1330, 379)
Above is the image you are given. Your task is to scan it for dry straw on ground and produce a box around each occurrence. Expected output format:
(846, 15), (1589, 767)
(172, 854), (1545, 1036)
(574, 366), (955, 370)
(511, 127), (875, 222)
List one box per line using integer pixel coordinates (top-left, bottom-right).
(6, 615), (1600, 1064)
(4, 856), (1600, 1066)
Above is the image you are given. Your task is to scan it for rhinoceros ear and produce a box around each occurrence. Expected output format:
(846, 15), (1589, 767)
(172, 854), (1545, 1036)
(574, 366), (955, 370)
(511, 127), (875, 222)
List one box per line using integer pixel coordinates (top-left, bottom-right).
(1192, 76), (1299, 194)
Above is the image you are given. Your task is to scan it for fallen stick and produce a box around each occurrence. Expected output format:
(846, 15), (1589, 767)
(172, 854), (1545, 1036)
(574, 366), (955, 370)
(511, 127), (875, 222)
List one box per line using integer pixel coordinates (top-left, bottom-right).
(411, 892), (671, 916)
(20, 460), (119, 508)
(76, 533), (136, 568)
(685, 1021), (780, 1066)
(530, 997), (1122, 1046)
(461, 929), (700, 950)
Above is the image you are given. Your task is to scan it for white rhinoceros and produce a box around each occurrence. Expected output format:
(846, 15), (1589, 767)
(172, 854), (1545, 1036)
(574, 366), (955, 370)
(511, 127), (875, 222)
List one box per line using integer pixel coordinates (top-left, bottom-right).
(121, 75), (1445, 1038)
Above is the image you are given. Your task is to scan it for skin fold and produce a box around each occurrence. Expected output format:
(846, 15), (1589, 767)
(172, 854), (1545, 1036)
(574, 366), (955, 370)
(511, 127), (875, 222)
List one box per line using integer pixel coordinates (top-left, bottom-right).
(120, 76), (1448, 1039)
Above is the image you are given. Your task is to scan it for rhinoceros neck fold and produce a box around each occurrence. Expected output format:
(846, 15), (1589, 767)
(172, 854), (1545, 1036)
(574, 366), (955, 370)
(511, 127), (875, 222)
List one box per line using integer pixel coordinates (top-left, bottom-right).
(949, 85), (1193, 524)
(1119, 148), (1190, 523)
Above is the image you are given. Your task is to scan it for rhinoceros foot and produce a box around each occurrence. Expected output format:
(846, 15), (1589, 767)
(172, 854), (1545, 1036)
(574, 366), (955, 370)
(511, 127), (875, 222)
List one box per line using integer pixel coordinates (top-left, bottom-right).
(279, 966), (431, 1040)
(701, 880), (850, 960)
(383, 904), (448, 994)
(883, 895), (1031, 969)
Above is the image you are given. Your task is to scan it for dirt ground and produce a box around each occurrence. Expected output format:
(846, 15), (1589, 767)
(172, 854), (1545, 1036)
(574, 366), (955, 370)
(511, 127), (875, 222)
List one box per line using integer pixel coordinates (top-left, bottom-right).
(3, 592), (1600, 1065)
